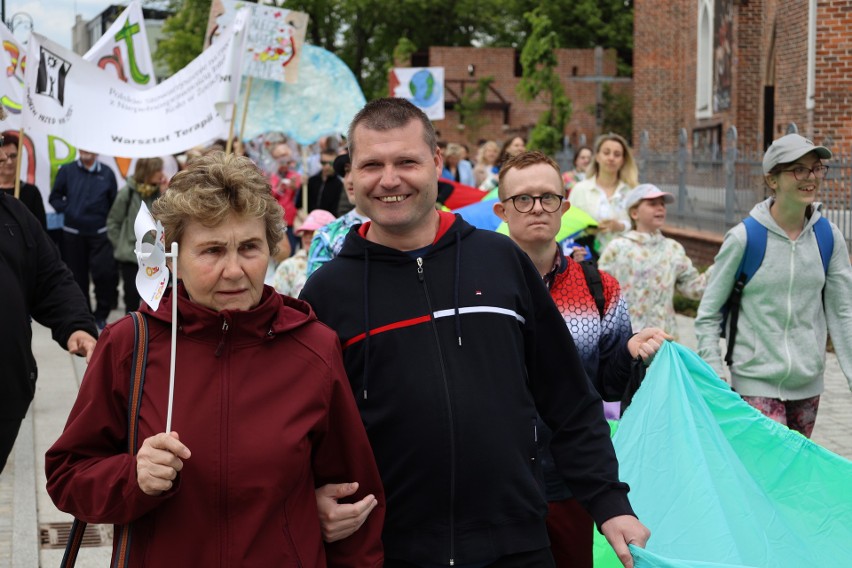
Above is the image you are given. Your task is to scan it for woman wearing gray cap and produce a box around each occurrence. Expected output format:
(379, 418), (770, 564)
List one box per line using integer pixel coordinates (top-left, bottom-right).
(694, 133), (852, 437)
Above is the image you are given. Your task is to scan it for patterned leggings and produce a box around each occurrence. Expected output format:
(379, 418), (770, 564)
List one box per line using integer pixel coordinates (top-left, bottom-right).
(741, 395), (821, 438)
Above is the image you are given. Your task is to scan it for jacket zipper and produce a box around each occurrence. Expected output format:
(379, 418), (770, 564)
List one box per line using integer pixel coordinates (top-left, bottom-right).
(417, 257), (457, 566)
(218, 317), (230, 565)
(779, 241), (796, 398)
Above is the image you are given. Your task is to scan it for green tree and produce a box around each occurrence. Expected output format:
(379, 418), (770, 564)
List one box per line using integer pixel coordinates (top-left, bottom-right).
(154, 0), (211, 75)
(600, 84), (633, 143)
(487, 0), (634, 74)
(516, 8), (572, 156)
(456, 76), (495, 146)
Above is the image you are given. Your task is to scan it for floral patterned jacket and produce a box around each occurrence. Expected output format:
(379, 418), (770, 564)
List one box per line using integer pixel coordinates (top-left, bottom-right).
(598, 230), (708, 339)
(272, 249), (308, 298)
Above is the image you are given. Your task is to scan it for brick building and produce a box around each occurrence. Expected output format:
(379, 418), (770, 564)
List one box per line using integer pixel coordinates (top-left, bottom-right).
(408, 46), (630, 150)
(634, 0), (852, 154)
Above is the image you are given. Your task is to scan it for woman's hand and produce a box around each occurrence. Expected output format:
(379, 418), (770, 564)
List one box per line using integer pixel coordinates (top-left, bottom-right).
(315, 482), (379, 542)
(136, 432), (191, 496)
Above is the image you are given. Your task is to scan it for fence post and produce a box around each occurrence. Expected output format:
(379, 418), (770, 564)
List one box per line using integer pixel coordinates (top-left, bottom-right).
(638, 130), (649, 183)
(677, 128), (687, 215)
(725, 126), (738, 224)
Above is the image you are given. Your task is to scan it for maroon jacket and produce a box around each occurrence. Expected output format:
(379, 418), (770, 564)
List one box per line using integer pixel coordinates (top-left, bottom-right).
(46, 285), (384, 567)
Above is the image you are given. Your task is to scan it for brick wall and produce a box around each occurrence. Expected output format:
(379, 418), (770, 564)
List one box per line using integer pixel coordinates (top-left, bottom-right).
(663, 226), (723, 267)
(813, 0), (852, 145)
(635, 0), (852, 155)
(427, 46), (630, 149)
(633, 0), (690, 152)
(772, 1), (809, 141)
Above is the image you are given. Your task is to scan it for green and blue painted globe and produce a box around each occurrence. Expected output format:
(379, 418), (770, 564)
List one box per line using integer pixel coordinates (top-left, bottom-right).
(409, 69), (441, 107)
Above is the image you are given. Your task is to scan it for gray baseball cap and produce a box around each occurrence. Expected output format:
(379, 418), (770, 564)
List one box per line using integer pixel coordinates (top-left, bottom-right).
(763, 134), (831, 174)
(625, 184), (675, 210)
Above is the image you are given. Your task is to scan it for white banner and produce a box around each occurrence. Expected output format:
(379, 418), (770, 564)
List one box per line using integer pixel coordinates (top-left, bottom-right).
(0, 3), (162, 223)
(85, 0), (157, 87)
(22, 9), (248, 158)
(390, 67), (445, 120)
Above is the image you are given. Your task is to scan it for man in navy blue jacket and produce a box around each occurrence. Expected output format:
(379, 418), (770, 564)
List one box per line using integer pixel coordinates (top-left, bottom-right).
(49, 151), (118, 328)
(302, 98), (650, 568)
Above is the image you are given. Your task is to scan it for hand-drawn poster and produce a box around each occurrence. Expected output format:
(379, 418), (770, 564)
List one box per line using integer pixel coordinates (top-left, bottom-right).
(207, 0), (308, 84)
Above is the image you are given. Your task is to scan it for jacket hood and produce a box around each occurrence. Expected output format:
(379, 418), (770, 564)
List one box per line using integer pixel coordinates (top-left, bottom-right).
(749, 197), (824, 238)
(140, 283), (316, 342)
(337, 211), (476, 260)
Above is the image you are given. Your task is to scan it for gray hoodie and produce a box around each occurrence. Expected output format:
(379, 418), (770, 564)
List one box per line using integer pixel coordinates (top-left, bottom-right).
(695, 198), (852, 399)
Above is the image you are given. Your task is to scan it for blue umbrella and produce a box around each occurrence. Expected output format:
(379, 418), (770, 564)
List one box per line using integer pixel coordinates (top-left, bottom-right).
(453, 199), (501, 231)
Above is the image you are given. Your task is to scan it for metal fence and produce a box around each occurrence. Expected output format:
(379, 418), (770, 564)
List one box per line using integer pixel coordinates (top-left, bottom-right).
(635, 124), (852, 250)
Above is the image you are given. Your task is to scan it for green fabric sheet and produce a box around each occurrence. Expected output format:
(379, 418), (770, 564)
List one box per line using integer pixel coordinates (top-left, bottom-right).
(593, 342), (852, 567)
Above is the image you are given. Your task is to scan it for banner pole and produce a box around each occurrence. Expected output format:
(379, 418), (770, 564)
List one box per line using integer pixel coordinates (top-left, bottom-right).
(238, 76), (254, 146)
(225, 101), (237, 155)
(300, 145), (309, 217)
(13, 127), (23, 199)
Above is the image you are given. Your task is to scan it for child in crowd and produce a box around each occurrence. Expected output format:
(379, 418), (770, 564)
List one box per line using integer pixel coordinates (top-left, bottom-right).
(598, 184), (708, 340)
(272, 209), (335, 297)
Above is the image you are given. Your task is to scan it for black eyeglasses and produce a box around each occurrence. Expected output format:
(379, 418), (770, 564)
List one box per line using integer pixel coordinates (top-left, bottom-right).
(321, 160), (334, 166)
(781, 165), (829, 181)
(501, 193), (564, 213)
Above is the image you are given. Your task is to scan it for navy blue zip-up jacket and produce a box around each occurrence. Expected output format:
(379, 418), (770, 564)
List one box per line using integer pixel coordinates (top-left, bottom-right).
(300, 213), (634, 566)
(49, 160), (117, 235)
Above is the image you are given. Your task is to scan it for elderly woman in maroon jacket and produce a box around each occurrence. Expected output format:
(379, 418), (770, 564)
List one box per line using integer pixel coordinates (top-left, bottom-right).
(46, 152), (384, 567)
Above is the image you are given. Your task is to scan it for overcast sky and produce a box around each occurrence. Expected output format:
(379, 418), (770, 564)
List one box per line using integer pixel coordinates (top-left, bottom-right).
(4, 1), (123, 49)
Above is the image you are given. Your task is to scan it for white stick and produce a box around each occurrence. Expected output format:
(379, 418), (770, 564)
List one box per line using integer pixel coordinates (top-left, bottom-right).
(165, 242), (178, 434)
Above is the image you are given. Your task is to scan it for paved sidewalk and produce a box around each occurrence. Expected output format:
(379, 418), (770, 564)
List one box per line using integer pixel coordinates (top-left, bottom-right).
(0, 314), (850, 566)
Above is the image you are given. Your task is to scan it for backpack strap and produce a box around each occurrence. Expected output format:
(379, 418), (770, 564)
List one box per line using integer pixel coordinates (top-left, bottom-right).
(579, 260), (606, 319)
(813, 216), (834, 274)
(61, 312), (148, 568)
(724, 217), (766, 367)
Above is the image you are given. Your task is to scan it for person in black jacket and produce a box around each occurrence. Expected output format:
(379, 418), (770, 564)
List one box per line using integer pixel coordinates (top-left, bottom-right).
(302, 98), (650, 568)
(0, 164), (98, 473)
(297, 149), (344, 216)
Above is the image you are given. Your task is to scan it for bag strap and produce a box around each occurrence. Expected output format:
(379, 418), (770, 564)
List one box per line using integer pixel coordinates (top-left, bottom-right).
(813, 216), (834, 274)
(579, 260), (606, 319)
(61, 312), (148, 568)
(723, 217), (766, 366)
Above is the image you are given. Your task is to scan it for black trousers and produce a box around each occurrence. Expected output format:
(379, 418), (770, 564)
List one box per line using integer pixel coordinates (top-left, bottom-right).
(385, 547), (556, 568)
(0, 419), (23, 474)
(61, 231), (118, 321)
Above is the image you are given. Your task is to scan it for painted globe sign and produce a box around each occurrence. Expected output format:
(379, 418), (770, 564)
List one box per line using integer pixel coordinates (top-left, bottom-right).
(409, 69), (441, 107)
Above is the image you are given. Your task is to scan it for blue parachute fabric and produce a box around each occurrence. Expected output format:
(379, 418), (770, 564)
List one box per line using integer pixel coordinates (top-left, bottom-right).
(592, 341), (852, 567)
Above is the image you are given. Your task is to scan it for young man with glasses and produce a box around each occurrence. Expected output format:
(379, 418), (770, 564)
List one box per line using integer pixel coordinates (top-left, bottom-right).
(0, 131), (46, 228)
(696, 133), (852, 437)
(302, 98), (651, 568)
(495, 151), (669, 567)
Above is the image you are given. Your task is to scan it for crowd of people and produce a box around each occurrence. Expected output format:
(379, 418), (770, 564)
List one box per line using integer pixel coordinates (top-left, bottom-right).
(1, 98), (850, 567)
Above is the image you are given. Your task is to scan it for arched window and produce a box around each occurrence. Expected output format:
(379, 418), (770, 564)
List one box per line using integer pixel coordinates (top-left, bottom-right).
(696, 0), (713, 118)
